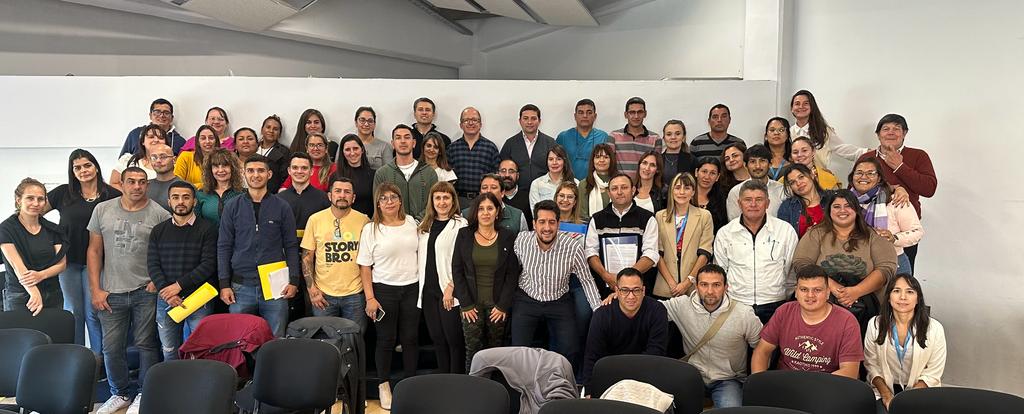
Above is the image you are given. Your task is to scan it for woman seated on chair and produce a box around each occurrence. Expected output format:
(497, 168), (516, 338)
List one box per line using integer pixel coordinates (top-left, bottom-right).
(864, 274), (946, 413)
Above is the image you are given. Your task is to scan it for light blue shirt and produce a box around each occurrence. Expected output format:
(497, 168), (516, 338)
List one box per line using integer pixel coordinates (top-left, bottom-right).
(556, 127), (610, 178)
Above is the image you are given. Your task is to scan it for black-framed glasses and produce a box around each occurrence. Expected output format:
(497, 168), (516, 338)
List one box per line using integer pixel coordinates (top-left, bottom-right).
(617, 287), (643, 297)
(334, 219), (342, 238)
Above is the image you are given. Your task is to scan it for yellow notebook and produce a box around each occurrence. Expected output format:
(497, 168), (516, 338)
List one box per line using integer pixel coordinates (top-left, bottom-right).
(167, 283), (218, 323)
(296, 229), (305, 239)
(258, 261), (290, 300)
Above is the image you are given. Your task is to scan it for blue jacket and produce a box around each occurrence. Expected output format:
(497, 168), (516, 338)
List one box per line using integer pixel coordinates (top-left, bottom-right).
(217, 192), (300, 288)
(776, 195), (804, 233)
(120, 125), (186, 155)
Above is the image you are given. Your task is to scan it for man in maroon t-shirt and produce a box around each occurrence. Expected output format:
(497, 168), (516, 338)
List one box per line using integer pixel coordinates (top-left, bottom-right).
(751, 265), (862, 378)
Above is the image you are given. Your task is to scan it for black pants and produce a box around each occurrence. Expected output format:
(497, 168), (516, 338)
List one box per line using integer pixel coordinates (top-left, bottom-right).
(373, 282), (420, 386)
(421, 291), (466, 374)
(510, 291), (579, 371)
(903, 244), (919, 270)
(753, 300), (787, 325)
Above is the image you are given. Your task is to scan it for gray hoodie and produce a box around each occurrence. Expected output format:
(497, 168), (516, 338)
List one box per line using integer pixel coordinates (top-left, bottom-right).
(661, 292), (763, 384)
(469, 346), (578, 414)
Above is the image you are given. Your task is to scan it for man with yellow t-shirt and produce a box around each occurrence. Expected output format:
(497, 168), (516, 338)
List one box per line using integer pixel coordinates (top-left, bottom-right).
(300, 175), (370, 330)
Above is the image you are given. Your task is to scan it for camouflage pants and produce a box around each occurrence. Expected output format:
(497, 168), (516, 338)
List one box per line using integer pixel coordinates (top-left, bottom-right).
(463, 305), (506, 371)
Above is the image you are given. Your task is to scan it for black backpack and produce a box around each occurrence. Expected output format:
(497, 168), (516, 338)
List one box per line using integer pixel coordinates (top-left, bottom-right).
(287, 317), (366, 414)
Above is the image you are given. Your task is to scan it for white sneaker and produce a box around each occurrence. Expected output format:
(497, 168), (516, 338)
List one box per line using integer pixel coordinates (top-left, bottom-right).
(95, 395), (132, 414)
(126, 393), (143, 414)
(378, 383), (392, 410)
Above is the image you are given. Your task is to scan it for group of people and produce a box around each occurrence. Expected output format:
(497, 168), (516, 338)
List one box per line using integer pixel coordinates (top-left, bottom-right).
(0, 91), (941, 413)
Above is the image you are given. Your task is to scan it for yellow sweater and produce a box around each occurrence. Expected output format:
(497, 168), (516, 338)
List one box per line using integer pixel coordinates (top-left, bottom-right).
(174, 151), (204, 189)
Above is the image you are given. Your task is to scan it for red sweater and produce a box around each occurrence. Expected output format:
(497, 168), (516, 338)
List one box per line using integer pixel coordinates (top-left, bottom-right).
(857, 147), (936, 217)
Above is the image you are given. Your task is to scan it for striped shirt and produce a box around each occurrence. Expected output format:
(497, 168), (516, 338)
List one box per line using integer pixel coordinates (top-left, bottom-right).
(448, 135), (500, 195)
(609, 125), (662, 179)
(514, 231), (602, 309)
(689, 132), (744, 160)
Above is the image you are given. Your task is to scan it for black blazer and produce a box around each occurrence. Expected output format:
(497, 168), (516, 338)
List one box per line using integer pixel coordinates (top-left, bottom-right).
(498, 131), (557, 192)
(451, 226), (521, 312)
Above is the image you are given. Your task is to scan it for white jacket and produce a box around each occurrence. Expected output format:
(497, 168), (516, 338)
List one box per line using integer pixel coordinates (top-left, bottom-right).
(713, 215), (799, 305)
(416, 216), (468, 308)
(863, 316), (946, 398)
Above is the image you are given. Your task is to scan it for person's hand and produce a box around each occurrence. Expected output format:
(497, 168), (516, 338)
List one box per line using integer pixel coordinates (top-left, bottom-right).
(601, 293), (616, 306)
(881, 146), (904, 170)
(443, 284), (456, 311)
(92, 288), (111, 312)
(489, 308), (507, 323)
(670, 280), (689, 297)
(281, 284), (298, 299)
(308, 285), (328, 310)
(26, 288), (44, 316)
(832, 285), (859, 307)
(220, 288), (236, 305)
(891, 186), (910, 208)
(159, 282), (182, 302)
(145, 282), (158, 293)
(875, 228), (896, 244)
(18, 270), (44, 288)
(462, 308), (479, 323)
(166, 295), (184, 308)
(881, 393), (894, 409)
(365, 297), (380, 319)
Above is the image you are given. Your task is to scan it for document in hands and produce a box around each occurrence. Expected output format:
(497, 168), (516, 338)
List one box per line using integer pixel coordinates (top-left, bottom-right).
(258, 261), (290, 300)
(167, 282), (218, 323)
(601, 235), (639, 275)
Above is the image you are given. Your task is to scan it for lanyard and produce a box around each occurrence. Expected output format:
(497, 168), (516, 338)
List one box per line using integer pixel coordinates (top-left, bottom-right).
(891, 324), (913, 368)
(675, 213), (689, 253)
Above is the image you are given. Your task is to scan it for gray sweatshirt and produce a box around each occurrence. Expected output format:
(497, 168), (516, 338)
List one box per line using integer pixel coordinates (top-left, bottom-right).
(661, 292), (763, 384)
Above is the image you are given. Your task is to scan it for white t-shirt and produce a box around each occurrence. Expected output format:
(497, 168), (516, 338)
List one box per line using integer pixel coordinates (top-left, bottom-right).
(114, 153), (157, 179)
(434, 166), (458, 183)
(398, 160), (418, 181)
(356, 216), (419, 286)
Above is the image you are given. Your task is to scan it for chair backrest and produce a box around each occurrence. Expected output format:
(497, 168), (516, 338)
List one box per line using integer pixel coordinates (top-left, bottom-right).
(0, 328), (51, 396)
(392, 374), (509, 414)
(141, 360), (238, 414)
(16, 344), (96, 414)
(539, 399), (665, 414)
(743, 371), (875, 414)
(0, 309), (75, 344)
(889, 387), (1024, 414)
(588, 355), (705, 414)
(705, 407), (812, 414)
(252, 338), (341, 410)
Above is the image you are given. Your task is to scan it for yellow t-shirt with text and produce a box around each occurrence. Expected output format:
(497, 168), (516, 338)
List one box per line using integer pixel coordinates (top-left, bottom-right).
(300, 208), (370, 297)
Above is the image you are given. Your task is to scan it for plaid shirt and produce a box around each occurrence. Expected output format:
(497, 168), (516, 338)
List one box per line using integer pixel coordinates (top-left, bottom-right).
(448, 135), (500, 194)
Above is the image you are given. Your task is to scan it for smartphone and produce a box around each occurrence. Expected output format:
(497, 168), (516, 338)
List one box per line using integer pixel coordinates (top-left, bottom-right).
(374, 307), (386, 322)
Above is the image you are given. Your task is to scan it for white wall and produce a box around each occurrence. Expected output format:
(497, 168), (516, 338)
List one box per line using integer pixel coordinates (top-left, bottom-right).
(788, 0), (1024, 394)
(0, 76), (776, 200)
(0, 0), (457, 78)
(462, 0), (747, 80)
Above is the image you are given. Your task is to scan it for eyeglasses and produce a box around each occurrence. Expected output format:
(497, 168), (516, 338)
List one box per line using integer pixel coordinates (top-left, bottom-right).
(151, 109), (172, 117)
(149, 154), (173, 161)
(356, 118), (375, 125)
(207, 117), (226, 123)
(307, 143), (326, 149)
(556, 193), (576, 200)
(617, 287), (643, 297)
(498, 168), (518, 174)
(378, 194), (400, 203)
(334, 219), (342, 238)
(461, 118), (481, 125)
(852, 171), (879, 178)
(767, 128), (787, 134)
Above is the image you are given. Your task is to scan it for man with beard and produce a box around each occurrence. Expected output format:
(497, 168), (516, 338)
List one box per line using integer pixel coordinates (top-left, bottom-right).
(300, 176), (370, 331)
(145, 144), (182, 212)
(497, 159), (533, 228)
(726, 144), (786, 220)
(373, 124), (438, 220)
(510, 200), (601, 370)
(147, 181), (218, 361)
(661, 264), (762, 408)
(580, 268), (668, 391)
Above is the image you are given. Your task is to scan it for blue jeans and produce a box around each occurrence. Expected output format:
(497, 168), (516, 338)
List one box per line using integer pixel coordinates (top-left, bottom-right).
(60, 263), (103, 355)
(510, 291), (579, 371)
(98, 287), (160, 397)
(155, 296), (213, 361)
(706, 379), (743, 408)
(312, 291), (367, 333)
(229, 283), (289, 337)
(897, 253), (913, 276)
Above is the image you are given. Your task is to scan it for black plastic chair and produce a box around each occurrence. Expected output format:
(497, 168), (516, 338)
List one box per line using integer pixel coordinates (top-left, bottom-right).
(392, 374), (509, 414)
(0, 309), (75, 344)
(538, 399), (664, 414)
(705, 407), (811, 414)
(141, 360), (238, 414)
(0, 328), (51, 411)
(1, 344), (96, 414)
(889, 387), (1024, 414)
(587, 355), (705, 414)
(743, 371), (875, 414)
(249, 338), (341, 413)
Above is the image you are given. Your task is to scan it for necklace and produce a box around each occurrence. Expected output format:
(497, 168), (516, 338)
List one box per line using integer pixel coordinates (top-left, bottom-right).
(476, 229), (497, 241)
